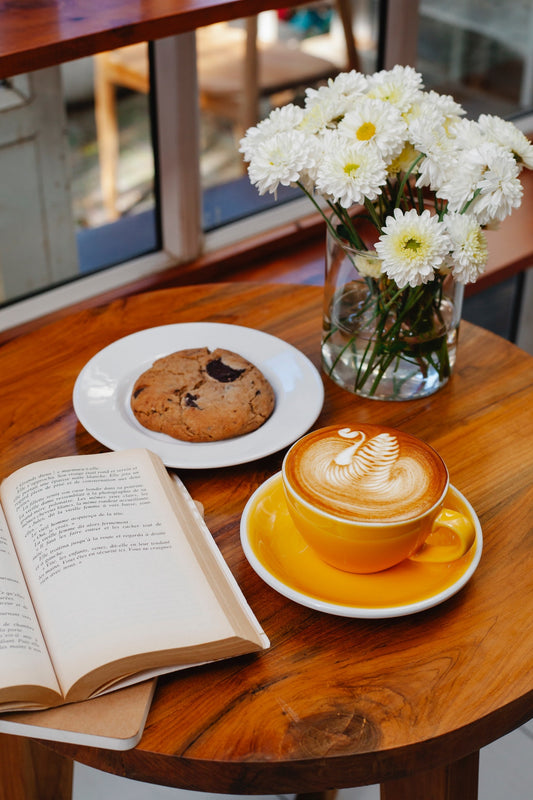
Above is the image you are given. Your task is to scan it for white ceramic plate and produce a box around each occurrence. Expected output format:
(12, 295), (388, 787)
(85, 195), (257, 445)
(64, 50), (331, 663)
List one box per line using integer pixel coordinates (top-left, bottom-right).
(73, 323), (324, 469)
(241, 472), (483, 619)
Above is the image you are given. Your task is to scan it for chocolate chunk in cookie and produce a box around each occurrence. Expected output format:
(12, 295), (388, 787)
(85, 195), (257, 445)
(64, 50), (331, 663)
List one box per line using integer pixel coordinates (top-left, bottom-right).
(130, 347), (275, 442)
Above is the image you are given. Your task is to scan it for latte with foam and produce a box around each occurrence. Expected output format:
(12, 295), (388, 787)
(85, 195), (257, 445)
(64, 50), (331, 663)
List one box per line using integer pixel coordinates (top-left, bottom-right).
(283, 424), (448, 522)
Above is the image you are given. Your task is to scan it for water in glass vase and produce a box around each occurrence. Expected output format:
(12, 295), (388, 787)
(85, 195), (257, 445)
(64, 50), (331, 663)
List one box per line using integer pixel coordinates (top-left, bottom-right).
(321, 280), (461, 401)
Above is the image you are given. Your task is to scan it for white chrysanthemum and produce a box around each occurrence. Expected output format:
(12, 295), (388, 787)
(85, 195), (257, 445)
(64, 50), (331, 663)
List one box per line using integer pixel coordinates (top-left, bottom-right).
(448, 117), (485, 150)
(406, 89), (465, 129)
(409, 118), (457, 190)
(442, 122), (528, 220)
(443, 213), (488, 284)
(436, 156), (480, 215)
(354, 252), (383, 279)
(404, 98), (448, 133)
(246, 130), (317, 195)
(305, 69), (368, 107)
(473, 145), (523, 224)
(366, 65), (423, 113)
(298, 132), (328, 190)
(388, 142), (421, 175)
(414, 101), (453, 130)
(239, 104), (304, 161)
(330, 70), (369, 96)
(299, 95), (351, 135)
(441, 142), (523, 224)
(315, 137), (387, 208)
(302, 70), (368, 132)
(337, 98), (407, 159)
(478, 114), (533, 170)
(375, 208), (451, 288)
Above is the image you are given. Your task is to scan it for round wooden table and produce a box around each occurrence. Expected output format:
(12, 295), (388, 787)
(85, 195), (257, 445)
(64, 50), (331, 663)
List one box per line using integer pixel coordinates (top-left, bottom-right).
(1, 283), (532, 800)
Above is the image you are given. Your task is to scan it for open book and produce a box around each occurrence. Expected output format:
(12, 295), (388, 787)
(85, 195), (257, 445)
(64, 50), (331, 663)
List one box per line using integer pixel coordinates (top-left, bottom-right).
(0, 448), (268, 712)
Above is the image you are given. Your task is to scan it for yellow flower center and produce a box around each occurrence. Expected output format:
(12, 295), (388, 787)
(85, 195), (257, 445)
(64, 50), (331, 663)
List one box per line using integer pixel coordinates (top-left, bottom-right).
(465, 229), (488, 262)
(356, 121), (376, 141)
(403, 237), (422, 252)
(343, 162), (360, 177)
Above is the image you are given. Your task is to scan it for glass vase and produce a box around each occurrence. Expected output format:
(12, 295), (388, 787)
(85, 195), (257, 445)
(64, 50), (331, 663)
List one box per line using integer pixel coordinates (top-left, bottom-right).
(321, 228), (464, 401)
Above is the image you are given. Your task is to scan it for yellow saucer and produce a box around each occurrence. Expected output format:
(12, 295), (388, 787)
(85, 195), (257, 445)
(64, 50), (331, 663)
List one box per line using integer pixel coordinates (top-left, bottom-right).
(240, 473), (482, 618)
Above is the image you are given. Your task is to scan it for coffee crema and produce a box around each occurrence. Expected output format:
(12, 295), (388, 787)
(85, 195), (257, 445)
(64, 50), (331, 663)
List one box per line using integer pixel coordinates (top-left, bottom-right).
(283, 424), (448, 522)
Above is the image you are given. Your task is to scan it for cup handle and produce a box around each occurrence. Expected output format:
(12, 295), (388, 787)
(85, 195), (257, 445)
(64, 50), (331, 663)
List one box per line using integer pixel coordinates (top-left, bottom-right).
(409, 508), (476, 563)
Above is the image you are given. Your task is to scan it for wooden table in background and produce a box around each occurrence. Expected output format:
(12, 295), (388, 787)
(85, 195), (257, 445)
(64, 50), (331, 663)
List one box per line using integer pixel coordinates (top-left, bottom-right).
(0, 0), (314, 78)
(0, 282), (532, 800)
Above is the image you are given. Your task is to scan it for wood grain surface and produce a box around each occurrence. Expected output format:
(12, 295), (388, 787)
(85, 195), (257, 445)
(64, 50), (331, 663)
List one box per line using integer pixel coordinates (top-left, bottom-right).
(0, 282), (532, 800)
(0, 0), (311, 78)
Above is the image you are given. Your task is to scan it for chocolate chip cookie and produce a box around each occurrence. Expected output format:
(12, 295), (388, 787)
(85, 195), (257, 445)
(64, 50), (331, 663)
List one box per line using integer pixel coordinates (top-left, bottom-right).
(131, 347), (275, 442)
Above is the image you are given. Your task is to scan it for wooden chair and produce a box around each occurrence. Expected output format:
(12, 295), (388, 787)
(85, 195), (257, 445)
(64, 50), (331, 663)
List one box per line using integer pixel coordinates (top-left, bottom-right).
(94, 5), (360, 219)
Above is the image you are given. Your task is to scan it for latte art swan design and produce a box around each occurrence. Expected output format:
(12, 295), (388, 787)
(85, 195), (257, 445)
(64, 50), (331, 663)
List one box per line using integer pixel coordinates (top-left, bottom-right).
(330, 430), (401, 492)
(300, 427), (434, 519)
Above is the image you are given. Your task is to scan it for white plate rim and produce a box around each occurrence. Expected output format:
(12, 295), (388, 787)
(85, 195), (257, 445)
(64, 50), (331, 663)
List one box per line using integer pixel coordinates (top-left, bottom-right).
(240, 472), (483, 619)
(73, 323), (324, 469)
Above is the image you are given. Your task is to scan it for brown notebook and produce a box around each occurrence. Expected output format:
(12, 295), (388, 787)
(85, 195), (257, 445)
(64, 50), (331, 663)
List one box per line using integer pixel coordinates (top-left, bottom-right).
(0, 678), (156, 750)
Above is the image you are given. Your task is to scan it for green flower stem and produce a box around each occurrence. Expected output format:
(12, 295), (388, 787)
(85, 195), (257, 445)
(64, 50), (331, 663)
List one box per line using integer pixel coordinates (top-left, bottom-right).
(297, 185), (371, 253)
(460, 187), (482, 215)
(304, 170), (455, 399)
(363, 197), (383, 232)
(327, 273), (452, 398)
(394, 153), (425, 209)
(297, 184), (339, 241)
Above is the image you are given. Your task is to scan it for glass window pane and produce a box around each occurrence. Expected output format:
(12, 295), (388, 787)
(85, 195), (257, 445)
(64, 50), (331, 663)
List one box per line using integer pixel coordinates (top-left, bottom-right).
(200, 2), (381, 232)
(417, 0), (533, 120)
(68, 47), (159, 273)
(0, 50), (159, 310)
(0, 68), (80, 306)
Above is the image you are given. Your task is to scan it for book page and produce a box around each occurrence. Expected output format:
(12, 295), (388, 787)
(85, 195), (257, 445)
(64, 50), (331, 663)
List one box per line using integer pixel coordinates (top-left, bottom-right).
(0, 502), (61, 702)
(0, 450), (241, 698)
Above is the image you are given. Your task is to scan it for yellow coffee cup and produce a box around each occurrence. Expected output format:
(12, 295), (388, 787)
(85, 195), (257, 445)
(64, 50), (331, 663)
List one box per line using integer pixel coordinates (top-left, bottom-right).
(282, 424), (475, 574)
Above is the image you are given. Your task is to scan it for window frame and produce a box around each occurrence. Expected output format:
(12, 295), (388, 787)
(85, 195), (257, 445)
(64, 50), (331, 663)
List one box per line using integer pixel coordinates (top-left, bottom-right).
(1, 0), (532, 334)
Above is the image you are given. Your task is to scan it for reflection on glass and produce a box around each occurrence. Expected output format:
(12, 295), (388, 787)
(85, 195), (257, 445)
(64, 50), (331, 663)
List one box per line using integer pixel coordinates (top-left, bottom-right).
(66, 49), (158, 274)
(417, 0), (533, 120)
(200, 3), (381, 231)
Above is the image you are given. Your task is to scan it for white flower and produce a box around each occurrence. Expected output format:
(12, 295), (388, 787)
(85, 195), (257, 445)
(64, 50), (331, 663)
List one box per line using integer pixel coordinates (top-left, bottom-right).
(299, 95), (349, 135)
(449, 118), (486, 149)
(366, 65), (423, 113)
(298, 132), (328, 190)
(246, 130), (317, 195)
(338, 98), (407, 159)
(459, 143), (522, 224)
(240, 69), (526, 292)
(239, 104), (304, 161)
(315, 137), (387, 208)
(302, 70), (368, 133)
(375, 209), (451, 287)
(409, 118), (457, 190)
(444, 213), (488, 283)
(305, 70), (368, 108)
(437, 141), (523, 224)
(407, 89), (465, 129)
(474, 148), (523, 224)
(478, 114), (533, 170)
(328, 70), (369, 97)
(436, 155), (480, 215)
(354, 252), (383, 279)
(388, 142), (421, 176)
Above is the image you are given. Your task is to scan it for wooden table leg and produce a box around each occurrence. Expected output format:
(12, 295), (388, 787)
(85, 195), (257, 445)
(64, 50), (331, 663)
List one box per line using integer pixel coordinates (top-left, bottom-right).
(0, 734), (73, 800)
(380, 751), (480, 800)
